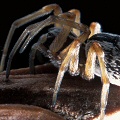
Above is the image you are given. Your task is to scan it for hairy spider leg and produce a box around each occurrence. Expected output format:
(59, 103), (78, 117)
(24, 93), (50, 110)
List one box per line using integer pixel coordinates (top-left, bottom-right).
(29, 34), (48, 74)
(67, 9), (81, 75)
(49, 12), (76, 53)
(0, 4), (62, 72)
(52, 39), (81, 106)
(85, 42), (110, 120)
(52, 23), (90, 106)
(59, 9), (83, 76)
(69, 9), (81, 36)
(6, 15), (90, 80)
(89, 22), (101, 38)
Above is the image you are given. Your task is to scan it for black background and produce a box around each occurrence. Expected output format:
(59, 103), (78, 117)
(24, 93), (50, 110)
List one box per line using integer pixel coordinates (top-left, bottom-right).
(0, 0), (119, 70)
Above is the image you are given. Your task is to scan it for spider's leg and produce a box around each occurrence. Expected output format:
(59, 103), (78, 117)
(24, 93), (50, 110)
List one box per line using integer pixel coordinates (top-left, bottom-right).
(49, 25), (72, 53)
(29, 34), (48, 74)
(60, 40), (80, 76)
(69, 43), (80, 76)
(0, 4), (62, 72)
(85, 42), (110, 120)
(52, 39), (81, 106)
(6, 15), (90, 80)
(89, 22), (101, 38)
(69, 9), (81, 36)
(67, 9), (81, 75)
(49, 12), (76, 53)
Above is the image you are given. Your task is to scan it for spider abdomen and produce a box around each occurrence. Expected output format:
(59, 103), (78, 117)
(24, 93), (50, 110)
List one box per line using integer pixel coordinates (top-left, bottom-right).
(86, 32), (120, 85)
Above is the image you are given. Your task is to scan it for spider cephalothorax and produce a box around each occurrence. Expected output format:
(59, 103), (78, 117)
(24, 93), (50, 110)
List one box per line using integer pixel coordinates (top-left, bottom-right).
(0, 4), (120, 120)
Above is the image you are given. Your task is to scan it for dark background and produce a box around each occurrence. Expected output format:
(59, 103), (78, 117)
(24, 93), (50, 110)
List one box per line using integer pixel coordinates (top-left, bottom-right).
(0, 0), (119, 70)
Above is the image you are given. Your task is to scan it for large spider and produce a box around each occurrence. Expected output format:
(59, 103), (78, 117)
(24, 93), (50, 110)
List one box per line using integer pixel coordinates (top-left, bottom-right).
(0, 4), (120, 120)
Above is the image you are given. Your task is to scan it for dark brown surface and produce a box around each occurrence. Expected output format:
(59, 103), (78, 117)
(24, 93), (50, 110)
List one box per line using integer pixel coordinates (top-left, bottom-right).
(0, 63), (120, 120)
(0, 104), (64, 120)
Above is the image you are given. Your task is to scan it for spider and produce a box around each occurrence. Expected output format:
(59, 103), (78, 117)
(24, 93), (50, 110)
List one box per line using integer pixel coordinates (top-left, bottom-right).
(0, 4), (120, 120)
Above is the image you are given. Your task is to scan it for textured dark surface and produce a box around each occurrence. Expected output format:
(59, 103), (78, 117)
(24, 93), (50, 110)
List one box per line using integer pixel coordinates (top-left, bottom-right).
(0, 63), (120, 120)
